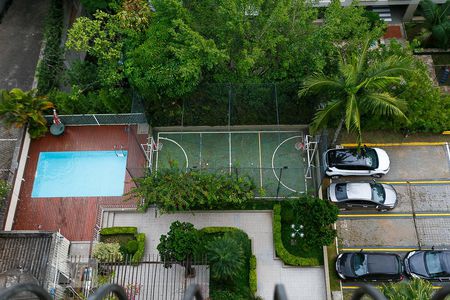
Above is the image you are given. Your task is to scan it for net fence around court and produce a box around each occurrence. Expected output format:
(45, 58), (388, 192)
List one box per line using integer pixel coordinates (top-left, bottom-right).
(153, 83), (316, 127)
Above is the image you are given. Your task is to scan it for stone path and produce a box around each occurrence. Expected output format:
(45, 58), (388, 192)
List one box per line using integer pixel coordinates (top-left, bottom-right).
(110, 208), (326, 300)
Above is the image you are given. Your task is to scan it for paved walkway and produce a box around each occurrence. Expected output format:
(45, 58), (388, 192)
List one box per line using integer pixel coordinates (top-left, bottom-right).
(0, 0), (49, 90)
(111, 208), (326, 300)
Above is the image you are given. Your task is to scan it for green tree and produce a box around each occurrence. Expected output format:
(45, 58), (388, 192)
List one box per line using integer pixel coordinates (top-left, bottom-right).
(381, 278), (433, 300)
(299, 38), (414, 146)
(129, 167), (255, 213)
(417, 0), (450, 49)
(206, 233), (245, 281)
(0, 89), (53, 138)
(157, 221), (201, 277)
(286, 196), (339, 249)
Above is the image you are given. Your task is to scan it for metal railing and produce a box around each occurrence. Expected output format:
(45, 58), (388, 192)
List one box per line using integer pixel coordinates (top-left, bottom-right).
(3, 283), (450, 300)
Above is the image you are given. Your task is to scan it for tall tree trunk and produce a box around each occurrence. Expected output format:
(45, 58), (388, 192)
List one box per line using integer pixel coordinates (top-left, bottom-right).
(331, 117), (345, 147)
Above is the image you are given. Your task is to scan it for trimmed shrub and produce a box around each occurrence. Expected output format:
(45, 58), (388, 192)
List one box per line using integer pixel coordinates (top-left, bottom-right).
(125, 240), (138, 255)
(100, 227), (138, 236)
(273, 204), (320, 266)
(93, 242), (123, 262)
(132, 233), (146, 264)
(0, 180), (10, 209)
(249, 255), (257, 295)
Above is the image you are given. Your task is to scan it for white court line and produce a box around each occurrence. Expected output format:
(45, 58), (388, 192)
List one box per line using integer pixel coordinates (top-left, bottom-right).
(158, 137), (189, 169)
(258, 132), (263, 188)
(158, 130), (300, 134)
(199, 133), (202, 167)
(155, 132), (160, 171)
(228, 132), (232, 174)
(271, 135), (303, 193)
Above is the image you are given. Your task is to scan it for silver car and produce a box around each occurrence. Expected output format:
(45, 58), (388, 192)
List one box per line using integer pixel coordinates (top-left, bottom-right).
(328, 182), (397, 211)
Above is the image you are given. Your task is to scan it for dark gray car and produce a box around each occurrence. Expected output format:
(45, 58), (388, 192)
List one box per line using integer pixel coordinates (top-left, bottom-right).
(336, 252), (403, 281)
(405, 250), (450, 281)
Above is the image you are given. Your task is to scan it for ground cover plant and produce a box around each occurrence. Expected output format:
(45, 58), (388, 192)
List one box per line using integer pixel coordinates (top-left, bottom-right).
(0, 179), (10, 209)
(99, 226), (145, 263)
(129, 167), (256, 213)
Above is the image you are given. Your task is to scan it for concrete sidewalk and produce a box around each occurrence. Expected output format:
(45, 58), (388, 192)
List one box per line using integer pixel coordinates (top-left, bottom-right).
(111, 209), (326, 300)
(0, 0), (49, 90)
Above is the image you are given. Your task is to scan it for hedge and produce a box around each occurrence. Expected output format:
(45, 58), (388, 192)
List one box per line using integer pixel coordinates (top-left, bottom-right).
(200, 227), (244, 234)
(249, 255), (257, 295)
(273, 204), (320, 266)
(132, 233), (146, 264)
(100, 227), (138, 236)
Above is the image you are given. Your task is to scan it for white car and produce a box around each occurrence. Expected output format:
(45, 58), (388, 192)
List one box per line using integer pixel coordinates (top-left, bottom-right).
(328, 182), (397, 211)
(324, 147), (390, 178)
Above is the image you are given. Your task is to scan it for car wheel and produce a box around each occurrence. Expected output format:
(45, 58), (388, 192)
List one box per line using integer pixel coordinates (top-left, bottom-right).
(372, 174), (383, 178)
(331, 175), (341, 179)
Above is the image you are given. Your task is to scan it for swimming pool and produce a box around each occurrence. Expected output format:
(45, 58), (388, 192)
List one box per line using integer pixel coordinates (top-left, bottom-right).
(32, 151), (128, 198)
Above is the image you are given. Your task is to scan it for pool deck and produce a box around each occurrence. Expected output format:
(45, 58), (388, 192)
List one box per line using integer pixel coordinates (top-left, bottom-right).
(12, 125), (147, 241)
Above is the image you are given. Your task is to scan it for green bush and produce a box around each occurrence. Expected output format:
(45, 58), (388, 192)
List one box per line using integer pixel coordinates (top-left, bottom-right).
(100, 227), (137, 236)
(93, 242), (123, 262)
(273, 205), (321, 266)
(36, 0), (63, 95)
(249, 255), (257, 295)
(131, 233), (146, 264)
(0, 180), (10, 209)
(130, 167), (256, 213)
(125, 240), (138, 255)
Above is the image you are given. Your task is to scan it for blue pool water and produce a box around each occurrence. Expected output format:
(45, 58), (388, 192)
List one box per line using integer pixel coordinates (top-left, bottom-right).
(32, 151), (128, 198)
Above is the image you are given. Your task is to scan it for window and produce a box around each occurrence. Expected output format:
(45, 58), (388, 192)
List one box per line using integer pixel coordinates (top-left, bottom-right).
(425, 252), (445, 276)
(335, 183), (348, 201)
(328, 148), (379, 169)
(371, 183), (386, 204)
(352, 253), (368, 276)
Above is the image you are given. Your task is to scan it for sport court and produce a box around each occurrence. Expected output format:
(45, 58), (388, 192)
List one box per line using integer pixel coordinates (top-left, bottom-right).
(155, 131), (312, 197)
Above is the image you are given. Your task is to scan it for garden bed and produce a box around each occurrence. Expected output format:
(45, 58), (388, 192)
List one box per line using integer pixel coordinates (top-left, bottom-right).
(98, 227), (145, 264)
(199, 227), (255, 299)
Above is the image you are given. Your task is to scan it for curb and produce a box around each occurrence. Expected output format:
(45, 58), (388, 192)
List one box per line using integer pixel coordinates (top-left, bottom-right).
(341, 142), (447, 147)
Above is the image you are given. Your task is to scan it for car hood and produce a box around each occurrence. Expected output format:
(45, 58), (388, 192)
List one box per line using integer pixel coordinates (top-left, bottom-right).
(383, 184), (397, 207)
(336, 253), (355, 278)
(407, 252), (428, 277)
(374, 148), (390, 172)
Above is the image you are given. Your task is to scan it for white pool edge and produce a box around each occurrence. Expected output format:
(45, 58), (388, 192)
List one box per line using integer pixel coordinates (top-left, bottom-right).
(4, 130), (31, 231)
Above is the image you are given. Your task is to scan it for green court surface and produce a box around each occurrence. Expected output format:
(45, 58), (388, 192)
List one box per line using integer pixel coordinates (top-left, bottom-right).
(155, 131), (308, 197)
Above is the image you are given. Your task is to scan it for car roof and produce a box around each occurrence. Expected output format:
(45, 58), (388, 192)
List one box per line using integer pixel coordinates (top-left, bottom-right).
(327, 148), (378, 169)
(366, 253), (399, 274)
(346, 183), (372, 200)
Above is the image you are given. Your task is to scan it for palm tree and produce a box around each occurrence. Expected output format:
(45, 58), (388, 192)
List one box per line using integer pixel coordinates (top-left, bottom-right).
(299, 38), (414, 146)
(206, 234), (245, 281)
(418, 0), (450, 49)
(0, 88), (53, 138)
(381, 278), (433, 300)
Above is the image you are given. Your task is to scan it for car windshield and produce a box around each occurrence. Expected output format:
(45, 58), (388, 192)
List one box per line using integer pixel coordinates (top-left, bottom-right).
(352, 253), (368, 276)
(425, 252), (445, 276)
(328, 148), (379, 169)
(335, 183), (348, 201)
(370, 183), (386, 204)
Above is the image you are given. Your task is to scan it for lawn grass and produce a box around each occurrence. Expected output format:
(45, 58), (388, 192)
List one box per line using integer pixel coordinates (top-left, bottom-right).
(327, 244), (341, 292)
(280, 203), (324, 265)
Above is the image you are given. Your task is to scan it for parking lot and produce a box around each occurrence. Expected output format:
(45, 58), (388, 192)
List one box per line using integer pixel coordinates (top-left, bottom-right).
(333, 143), (450, 294)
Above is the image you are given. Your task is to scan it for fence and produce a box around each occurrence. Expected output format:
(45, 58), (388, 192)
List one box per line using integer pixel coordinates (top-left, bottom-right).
(44, 113), (148, 126)
(65, 255), (209, 300)
(149, 83), (316, 127)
